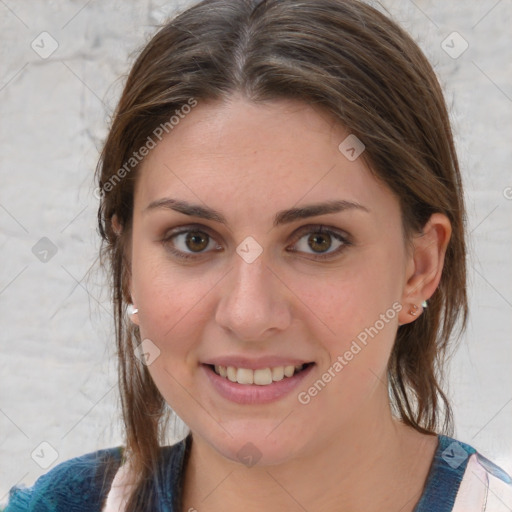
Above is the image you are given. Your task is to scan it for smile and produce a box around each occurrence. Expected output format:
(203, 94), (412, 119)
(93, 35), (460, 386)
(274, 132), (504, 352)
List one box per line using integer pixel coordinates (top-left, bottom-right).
(202, 362), (316, 404)
(211, 363), (313, 386)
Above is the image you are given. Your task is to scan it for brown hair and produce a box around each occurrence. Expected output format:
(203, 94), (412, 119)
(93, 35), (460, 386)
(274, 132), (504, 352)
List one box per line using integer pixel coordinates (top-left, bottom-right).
(96, 0), (467, 508)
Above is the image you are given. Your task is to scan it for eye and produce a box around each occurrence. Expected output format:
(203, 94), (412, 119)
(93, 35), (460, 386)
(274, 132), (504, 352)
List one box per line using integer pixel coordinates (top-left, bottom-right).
(161, 224), (351, 261)
(287, 225), (351, 260)
(162, 226), (221, 260)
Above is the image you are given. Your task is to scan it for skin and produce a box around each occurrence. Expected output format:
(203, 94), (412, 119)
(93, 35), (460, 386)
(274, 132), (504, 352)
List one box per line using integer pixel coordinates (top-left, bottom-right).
(123, 94), (451, 511)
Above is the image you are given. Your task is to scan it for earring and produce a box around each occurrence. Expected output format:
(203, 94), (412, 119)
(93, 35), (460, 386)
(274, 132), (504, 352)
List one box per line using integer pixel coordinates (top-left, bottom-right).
(127, 303), (138, 316)
(409, 304), (419, 316)
(421, 300), (428, 308)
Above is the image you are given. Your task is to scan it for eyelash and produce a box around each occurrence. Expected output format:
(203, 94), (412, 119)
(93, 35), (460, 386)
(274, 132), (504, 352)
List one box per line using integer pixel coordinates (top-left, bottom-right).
(161, 224), (352, 261)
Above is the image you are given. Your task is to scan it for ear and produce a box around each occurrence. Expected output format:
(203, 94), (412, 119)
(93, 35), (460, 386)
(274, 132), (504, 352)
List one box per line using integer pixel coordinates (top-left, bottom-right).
(127, 303), (140, 326)
(112, 214), (140, 326)
(126, 281), (140, 326)
(125, 265), (139, 327)
(398, 213), (451, 326)
(112, 214), (123, 235)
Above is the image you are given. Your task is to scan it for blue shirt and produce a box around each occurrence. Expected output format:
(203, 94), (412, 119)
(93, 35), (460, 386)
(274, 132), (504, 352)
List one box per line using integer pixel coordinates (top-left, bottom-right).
(3, 434), (512, 511)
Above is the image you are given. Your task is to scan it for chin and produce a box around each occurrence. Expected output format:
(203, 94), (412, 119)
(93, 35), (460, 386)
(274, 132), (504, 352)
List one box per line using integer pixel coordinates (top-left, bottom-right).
(197, 422), (307, 468)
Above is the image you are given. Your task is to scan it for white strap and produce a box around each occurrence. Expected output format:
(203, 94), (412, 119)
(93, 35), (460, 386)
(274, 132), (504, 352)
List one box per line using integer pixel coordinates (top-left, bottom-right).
(452, 454), (512, 511)
(102, 461), (136, 512)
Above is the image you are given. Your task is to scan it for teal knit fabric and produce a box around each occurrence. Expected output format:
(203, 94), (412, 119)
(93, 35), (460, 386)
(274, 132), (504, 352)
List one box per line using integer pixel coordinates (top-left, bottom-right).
(3, 435), (509, 511)
(4, 446), (124, 511)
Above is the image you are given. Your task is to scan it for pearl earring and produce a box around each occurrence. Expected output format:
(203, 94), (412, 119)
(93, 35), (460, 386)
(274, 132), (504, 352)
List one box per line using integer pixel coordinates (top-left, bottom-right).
(127, 303), (138, 316)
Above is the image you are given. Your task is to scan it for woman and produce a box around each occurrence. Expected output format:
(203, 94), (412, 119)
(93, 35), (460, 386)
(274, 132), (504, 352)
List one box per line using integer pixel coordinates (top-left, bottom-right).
(4, 0), (511, 511)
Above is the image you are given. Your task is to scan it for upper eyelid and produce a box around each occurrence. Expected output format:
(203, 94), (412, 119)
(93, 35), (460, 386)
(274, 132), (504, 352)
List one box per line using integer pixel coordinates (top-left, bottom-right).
(163, 223), (217, 241)
(292, 224), (349, 238)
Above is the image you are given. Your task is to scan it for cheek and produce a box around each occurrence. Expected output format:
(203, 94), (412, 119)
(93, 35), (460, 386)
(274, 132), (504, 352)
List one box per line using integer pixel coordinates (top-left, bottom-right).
(295, 254), (399, 340)
(292, 247), (402, 389)
(293, 271), (400, 424)
(131, 242), (187, 346)
(134, 263), (212, 350)
(131, 262), (215, 411)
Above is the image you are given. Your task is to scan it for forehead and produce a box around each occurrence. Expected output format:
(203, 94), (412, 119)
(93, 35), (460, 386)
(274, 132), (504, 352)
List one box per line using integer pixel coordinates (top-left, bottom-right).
(134, 96), (398, 222)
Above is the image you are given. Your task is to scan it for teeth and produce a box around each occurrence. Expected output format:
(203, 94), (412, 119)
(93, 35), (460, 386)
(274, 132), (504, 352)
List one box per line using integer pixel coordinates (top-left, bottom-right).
(272, 366), (284, 381)
(284, 365), (295, 377)
(253, 368), (272, 385)
(227, 366), (237, 382)
(213, 364), (307, 385)
(237, 368), (254, 385)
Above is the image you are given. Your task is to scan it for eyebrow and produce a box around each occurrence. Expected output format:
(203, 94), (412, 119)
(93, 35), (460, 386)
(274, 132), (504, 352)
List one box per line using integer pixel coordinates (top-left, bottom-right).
(144, 198), (370, 228)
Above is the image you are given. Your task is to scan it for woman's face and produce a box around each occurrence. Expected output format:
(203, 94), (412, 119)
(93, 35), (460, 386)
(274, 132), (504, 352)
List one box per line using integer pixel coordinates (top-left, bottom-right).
(129, 96), (414, 465)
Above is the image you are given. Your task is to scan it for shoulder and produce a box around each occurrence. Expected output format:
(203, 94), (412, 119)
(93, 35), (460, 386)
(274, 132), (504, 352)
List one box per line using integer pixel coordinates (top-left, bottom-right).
(423, 435), (512, 512)
(414, 435), (512, 511)
(3, 446), (123, 512)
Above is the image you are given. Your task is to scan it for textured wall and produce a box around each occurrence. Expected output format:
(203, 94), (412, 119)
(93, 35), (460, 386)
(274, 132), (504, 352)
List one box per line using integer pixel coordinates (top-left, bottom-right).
(1, 0), (511, 503)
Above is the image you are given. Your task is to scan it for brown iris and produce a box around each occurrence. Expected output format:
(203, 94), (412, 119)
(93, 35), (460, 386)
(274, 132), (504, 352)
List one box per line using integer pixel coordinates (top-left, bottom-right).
(308, 232), (332, 253)
(185, 231), (209, 252)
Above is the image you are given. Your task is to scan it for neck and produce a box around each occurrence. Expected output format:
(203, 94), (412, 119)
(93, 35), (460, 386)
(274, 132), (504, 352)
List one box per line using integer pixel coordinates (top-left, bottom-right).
(181, 392), (438, 512)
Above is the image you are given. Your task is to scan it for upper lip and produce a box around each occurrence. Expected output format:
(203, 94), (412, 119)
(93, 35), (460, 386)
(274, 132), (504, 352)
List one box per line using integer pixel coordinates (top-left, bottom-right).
(202, 356), (314, 370)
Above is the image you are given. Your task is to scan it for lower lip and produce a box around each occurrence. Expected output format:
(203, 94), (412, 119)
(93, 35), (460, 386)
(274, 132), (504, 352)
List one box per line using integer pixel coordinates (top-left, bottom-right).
(201, 363), (315, 404)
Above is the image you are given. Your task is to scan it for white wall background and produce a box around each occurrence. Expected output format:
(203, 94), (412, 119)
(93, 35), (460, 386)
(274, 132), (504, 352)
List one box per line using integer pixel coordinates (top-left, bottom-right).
(0, 0), (511, 504)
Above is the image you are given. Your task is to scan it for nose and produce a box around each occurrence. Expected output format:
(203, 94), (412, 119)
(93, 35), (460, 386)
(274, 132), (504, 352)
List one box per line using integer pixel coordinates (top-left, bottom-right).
(214, 250), (292, 342)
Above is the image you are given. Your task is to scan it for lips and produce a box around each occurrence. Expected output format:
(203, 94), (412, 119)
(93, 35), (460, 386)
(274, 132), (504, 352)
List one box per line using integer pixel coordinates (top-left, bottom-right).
(201, 361), (316, 404)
